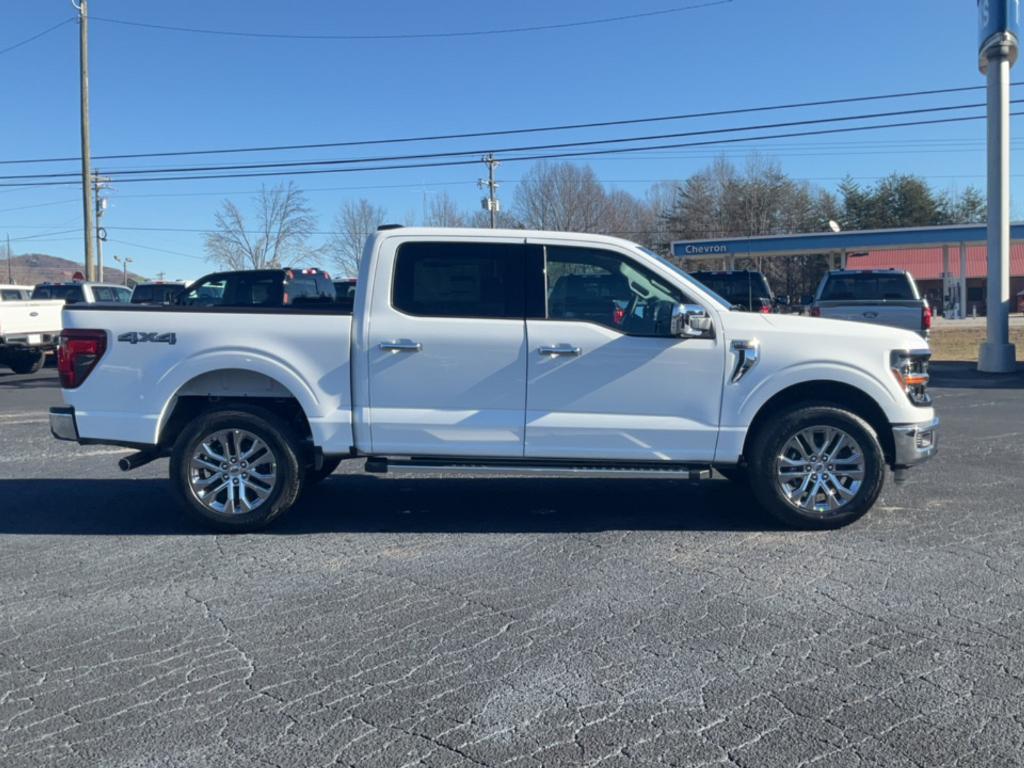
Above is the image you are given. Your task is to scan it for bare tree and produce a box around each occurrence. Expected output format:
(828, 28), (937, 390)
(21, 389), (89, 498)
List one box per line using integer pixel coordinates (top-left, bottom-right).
(422, 191), (466, 227)
(329, 199), (387, 277)
(514, 161), (611, 232)
(204, 182), (316, 270)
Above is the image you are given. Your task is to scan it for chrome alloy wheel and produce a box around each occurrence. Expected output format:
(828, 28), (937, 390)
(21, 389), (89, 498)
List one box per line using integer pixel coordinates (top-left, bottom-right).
(188, 429), (277, 516)
(775, 425), (865, 516)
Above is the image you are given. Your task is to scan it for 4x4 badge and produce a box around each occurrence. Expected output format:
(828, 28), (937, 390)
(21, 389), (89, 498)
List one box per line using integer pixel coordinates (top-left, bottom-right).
(117, 332), (177, 345)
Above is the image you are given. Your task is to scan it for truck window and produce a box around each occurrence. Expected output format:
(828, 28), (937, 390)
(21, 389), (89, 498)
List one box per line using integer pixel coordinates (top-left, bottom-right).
(545, 246), (687, 336)
(392, 242), (524, 319)
(821, 273), (916, 301)
(1, 289), (22, 301)
(32, 285), (85, 303)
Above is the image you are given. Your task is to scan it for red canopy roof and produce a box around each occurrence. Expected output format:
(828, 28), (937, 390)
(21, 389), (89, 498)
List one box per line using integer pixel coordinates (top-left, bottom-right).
(848, 244), (1024, 279)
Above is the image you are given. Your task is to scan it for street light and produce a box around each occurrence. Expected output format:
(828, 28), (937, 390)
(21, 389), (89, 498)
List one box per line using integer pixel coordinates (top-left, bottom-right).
(112, 254), (133, 286)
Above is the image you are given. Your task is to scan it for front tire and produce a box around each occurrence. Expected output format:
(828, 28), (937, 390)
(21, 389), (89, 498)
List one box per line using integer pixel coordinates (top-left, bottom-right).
(169, 408), (304, 532)
(748, 405), (885, 529)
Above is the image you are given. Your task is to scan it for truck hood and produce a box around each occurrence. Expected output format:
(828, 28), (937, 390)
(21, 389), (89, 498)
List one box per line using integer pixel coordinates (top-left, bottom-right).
(756, 312), (928, 351)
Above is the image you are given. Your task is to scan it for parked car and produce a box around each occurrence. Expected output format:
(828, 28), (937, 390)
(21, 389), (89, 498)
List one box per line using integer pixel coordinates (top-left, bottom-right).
(0, 288), (63, 374)
(131, 281), (188, 305)
(688, 270), (779, 313)
(177, 268), (335, 307)
(810, 269), (931, 337)
(32, 281), (132, 305)
(49, 227), (937, 532)
(333, 278), (357, 312)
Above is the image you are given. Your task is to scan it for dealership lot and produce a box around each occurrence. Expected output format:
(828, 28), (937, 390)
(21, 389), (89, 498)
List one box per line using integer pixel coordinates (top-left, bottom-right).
(1, 366), (1022, 767)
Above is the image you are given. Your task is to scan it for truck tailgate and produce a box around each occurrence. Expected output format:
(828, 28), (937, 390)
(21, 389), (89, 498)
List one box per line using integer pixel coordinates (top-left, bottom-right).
(816, 301), (922, 333)
(0, 300), (64, 341)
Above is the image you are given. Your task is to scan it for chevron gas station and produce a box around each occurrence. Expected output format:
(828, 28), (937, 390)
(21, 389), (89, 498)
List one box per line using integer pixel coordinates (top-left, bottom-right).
(672, 223), (1024, 319)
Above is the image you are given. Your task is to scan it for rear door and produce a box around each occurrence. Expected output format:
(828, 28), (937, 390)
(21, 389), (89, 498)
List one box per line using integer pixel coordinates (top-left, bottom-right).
(524, 241), (726, 462)
(364, 238), (531, 457)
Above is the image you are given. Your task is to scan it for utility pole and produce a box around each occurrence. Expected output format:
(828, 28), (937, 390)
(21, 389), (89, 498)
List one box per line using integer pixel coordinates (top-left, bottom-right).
(74, 0), (96, 282)
(478, 154), (500, 228)
(93, 173), (112, 281)
(977, 1), (1019, 372)
(113, 254), (133, 286)
(5, 234), (11, 284)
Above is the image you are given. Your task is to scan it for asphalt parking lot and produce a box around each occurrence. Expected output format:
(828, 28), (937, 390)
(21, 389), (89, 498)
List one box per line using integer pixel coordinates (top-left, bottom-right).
(1, 365), (1022, 767)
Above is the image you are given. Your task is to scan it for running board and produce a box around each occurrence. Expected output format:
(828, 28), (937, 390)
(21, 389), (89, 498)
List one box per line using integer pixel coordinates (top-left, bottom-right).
(364, 457), (711, 480)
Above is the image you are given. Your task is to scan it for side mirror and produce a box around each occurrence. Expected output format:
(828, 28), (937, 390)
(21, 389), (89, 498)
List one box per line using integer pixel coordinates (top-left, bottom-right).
(671, 303), (714, 338)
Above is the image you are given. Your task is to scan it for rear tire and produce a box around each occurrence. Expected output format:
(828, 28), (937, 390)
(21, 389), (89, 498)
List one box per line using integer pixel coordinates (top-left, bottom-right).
(305, 456), (343, 486)
(8, 350), (44, 375)
(748, 405), (885, 530)
(169, 407), (304, 532)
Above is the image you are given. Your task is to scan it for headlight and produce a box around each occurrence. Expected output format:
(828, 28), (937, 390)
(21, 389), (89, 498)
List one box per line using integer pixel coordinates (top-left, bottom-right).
(890, 349), (931, 406)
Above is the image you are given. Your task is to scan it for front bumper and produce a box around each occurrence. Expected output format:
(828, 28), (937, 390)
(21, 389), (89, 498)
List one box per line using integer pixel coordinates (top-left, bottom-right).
(891, 416), (939, 468)
(49, 406), (79, 442)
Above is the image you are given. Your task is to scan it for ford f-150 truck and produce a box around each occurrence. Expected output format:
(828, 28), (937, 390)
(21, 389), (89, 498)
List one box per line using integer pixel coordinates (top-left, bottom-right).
(49, 228), (938, 531)
(810, 269), (931, 337)
(0, 288), (63, 374)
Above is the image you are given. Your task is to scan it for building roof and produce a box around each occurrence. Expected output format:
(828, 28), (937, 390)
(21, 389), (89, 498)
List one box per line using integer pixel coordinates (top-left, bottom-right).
(671, 223), (1024, 259)
(847, 244), (1024, 280)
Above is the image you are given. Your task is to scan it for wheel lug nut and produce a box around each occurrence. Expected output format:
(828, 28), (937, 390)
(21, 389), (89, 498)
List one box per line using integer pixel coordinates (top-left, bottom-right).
(232, 478), (239, 485)
(242, 473), (248, 479)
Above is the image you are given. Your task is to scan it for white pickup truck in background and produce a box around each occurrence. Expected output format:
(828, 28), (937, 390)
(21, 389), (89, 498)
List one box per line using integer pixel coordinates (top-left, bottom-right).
(0, 286), (63, 374)
(49, 228), (939, 531)
(810, 269), (931, 337)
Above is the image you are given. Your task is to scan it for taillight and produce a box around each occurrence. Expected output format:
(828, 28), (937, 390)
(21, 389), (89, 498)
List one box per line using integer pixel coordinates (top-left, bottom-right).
(57, 329), (107, 389)
(612, 306), (625, 325)
(759, 303), (771, 314)
(922, 305), (932, 331)
(809, 307), (821, 317)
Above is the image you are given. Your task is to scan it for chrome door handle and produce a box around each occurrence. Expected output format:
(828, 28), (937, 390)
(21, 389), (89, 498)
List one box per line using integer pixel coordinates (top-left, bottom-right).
(379, 341), (422, 352)
(538, 344), (581, 357)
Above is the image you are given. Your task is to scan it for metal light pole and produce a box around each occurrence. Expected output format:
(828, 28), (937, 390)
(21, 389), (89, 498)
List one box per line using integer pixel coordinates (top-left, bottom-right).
(73, 0), (96, 282)
(978, 0), (1019, 372)
(113, 254), (132, 286)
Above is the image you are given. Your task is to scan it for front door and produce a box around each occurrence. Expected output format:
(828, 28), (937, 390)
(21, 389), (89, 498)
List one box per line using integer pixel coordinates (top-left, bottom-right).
(365, 239), (530, 457)
(524, 242), (725, 462)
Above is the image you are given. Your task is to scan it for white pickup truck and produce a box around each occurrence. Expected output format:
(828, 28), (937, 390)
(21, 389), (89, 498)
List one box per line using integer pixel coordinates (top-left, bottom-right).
(0, 286), (63, 374)
(49, 228), (938, 531)
(810, 269), (931, 337)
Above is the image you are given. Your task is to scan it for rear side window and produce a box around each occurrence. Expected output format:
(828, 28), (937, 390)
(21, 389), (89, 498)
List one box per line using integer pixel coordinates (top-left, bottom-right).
(821, 273), (916, 301)
(32, 285), (85, 303)
(180, 273), (283, 307)
(392, 242), (524, 319)
(1, 289), (22, 301)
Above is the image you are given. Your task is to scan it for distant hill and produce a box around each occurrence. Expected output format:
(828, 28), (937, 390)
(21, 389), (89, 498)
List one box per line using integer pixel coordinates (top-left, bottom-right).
(2, 253), (147, 287)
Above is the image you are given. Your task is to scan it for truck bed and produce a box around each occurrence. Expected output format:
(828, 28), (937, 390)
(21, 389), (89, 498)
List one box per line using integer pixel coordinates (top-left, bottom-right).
(60, 304), (355, 453)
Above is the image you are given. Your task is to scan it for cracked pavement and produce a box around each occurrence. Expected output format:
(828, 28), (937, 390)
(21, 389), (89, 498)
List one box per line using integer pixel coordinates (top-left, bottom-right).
(0, 363), (1022, 767)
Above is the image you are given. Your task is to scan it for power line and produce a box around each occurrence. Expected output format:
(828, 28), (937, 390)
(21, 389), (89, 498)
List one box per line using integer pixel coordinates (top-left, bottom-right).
(3, 82), (1022, 167)
(0, 17), (74, 57)
(89, 2), (733, 41)
(2, 110), (1021, 189)
(0, 100), (1011, 183)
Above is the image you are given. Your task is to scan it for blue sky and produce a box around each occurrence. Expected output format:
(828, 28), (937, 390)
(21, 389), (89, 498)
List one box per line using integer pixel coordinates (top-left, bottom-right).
(0, 0), (1015, 279)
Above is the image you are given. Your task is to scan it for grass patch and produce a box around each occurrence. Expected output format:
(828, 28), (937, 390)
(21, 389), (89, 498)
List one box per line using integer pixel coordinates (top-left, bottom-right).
(929, 326), (1024, 362)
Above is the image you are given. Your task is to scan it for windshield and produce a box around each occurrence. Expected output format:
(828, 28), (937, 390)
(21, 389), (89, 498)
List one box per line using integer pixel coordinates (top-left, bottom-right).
(636, 247), (732, 310)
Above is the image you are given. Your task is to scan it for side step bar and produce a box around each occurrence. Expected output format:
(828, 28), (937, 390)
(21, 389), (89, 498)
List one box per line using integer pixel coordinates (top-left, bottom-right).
(364, 457), (711, 481)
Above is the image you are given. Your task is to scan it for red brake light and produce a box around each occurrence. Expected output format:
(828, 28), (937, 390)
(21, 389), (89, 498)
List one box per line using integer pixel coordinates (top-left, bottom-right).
(759, 303), (771, 314)
(809, 307), (821, 317)
(57, 329), (107, 389)
(612, 306), (626, 325)
(922, 305), (932, 330)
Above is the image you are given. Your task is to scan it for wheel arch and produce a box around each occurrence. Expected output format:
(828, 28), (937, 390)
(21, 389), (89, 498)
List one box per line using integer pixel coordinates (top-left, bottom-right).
(741, 380), (896, 465)
(157, 368), (314, 450)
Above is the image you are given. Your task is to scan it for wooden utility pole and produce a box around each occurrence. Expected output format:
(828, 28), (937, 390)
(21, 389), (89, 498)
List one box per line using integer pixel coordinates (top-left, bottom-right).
(479, 154), (500, 228)
(75, 0), (96, 281)
(6, 234), (12, 284)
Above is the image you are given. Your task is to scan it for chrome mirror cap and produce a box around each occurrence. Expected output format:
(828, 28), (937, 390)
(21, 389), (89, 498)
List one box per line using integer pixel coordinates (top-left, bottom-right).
(671, 303), (714, 338)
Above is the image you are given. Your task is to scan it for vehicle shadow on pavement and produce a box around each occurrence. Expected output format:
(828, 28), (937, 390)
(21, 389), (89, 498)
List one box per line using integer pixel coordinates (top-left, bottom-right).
(0, 476), (781, 535)
(929, 361), (1024, 389)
